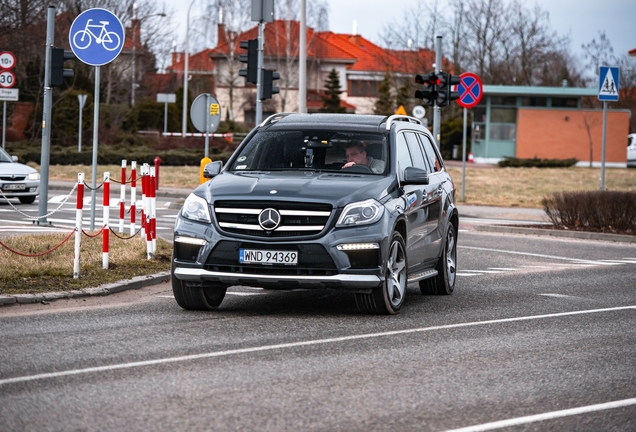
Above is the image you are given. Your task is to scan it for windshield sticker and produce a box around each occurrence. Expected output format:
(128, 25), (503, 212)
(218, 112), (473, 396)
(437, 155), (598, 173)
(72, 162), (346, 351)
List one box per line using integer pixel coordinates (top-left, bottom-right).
(237, 156), (247, 162)
(236, 165), (247, 170)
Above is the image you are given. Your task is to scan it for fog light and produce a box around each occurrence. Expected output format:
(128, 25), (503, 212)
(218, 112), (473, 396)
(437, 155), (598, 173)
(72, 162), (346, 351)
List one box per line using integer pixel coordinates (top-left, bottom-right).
(175, 236), (207, 245)
(337, 243), (379, 251)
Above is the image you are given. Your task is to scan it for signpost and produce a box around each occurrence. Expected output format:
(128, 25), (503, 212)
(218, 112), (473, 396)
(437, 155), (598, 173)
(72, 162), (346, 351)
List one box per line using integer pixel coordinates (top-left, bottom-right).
(77, 94), (87, 152)
(190, 93), (222, 158)
(157, 93), (176, 135)
(69, 8), (125, 229)
(455, 72), (483, 202)
(598, 66), (620, 191)
(0, 51), (17, 150)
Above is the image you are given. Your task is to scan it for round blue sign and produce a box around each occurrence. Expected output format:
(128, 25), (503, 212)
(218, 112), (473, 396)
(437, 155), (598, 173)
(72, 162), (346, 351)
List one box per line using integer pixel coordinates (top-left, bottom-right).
(456, 72), (483, 109)
(69, 8), (125, 66)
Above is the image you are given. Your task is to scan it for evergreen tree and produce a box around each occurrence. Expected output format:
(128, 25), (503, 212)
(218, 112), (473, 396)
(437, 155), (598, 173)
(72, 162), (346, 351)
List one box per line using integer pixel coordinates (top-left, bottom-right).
(395, 81), (412, 114)
(320, 69), (346, 113)
(373, 72), (394, 116)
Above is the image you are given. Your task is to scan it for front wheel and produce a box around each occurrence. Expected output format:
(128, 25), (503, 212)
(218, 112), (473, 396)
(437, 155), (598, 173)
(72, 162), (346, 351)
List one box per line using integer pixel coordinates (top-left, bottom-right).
(171, 258), (227, 310)
(356, 231), (407, 314)
(19, 196), (36, 204)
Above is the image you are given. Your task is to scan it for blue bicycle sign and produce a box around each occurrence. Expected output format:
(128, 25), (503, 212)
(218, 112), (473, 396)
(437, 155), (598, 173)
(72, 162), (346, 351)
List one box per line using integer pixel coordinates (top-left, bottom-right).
(69, 8), (125, 66)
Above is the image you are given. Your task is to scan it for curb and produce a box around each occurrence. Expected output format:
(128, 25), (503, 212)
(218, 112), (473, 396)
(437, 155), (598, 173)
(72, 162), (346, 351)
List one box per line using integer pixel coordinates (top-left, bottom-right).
(474, 224), (636, 243)
(0, 271), (171, 307)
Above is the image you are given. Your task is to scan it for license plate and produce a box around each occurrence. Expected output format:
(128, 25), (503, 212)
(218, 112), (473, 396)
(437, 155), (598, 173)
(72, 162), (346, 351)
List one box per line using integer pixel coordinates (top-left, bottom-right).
(2, 183), (25, 191)
(239, 249), (298, 265)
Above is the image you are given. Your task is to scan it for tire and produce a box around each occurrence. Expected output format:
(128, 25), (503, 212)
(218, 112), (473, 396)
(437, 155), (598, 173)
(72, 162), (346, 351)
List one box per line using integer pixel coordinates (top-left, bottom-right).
(171, 258), (227, 310)
(356, 231), (407, 314)
(419, 223), (457, 295)
(19, 196), (36, 204)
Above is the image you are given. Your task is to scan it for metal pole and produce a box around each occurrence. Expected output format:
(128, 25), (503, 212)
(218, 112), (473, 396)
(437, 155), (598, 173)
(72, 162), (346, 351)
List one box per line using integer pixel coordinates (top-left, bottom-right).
(131, 18), (136, 106)
(298, 0), (307, 113)
(78, 94), (86, 152)
(90, 66), (100, 230)
(2, 101), (6, 150)
(164, 101), (168, 134)
(433, 35), (442, 148)
(181, 0), (196, 138)
(461, 107), (467, 202)
(204, 94), (210, 158)
(600, 101), (607, 191)
(37, 5), (55, 226)
(255, 21), (264, 125)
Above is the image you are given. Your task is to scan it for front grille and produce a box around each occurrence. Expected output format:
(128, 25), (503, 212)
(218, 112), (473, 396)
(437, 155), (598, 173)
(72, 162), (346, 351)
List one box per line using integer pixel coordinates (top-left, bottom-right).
(205, 241), (337, 276)
(0, 176), (26, 181)
(214, 200), (333, 238)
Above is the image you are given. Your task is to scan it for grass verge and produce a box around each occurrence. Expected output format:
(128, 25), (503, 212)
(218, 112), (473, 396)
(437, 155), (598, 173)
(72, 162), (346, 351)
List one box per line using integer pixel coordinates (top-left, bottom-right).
(0, 232), (171, 295)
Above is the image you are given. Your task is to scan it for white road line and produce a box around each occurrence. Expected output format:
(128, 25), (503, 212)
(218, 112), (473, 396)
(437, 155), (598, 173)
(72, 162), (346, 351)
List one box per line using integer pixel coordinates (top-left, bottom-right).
(600, 260), (636, 264)
(444, 397), (636, 432)
(538, 293), (573, 299)
(461, 270), (505, 274)
(459, 246), (617, 266)
(488, 268), (518, 271)
(226, 292), (266, 296)
(0, 306), (633, 386)
(456, 273), (483, 277)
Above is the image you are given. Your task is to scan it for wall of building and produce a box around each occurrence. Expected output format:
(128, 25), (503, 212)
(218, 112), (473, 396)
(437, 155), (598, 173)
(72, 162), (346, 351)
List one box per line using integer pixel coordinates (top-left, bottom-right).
(516, 108), (630, 166)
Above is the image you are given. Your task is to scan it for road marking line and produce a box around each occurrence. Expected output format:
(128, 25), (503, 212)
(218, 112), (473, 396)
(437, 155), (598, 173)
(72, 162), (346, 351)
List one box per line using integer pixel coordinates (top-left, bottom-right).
(461, 270), (504, 274)
(488, 268), (517, 271)
(601, 260), (636, 264)
(444, 397), (636, 432)
(459, 246), (617, 266)
(538, 293), (573, 299)
(226, 292), (266, 296)
(456, 273), (483, 277)
(0, 306), (633, 386)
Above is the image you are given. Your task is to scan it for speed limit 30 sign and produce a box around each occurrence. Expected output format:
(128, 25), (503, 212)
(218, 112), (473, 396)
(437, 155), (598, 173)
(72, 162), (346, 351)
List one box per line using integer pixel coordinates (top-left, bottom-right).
(0, 51), (17, 89)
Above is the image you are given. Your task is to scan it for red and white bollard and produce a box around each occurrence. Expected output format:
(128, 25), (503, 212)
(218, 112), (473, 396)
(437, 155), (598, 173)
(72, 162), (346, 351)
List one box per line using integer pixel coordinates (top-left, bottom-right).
(130, 161), (137, 236)
(149, 166), (157, 255)
(140, 163), (148, 239)
(119, 159), (126, 233)
(103, 172), (110, 269)
(73, 173), (85, 279)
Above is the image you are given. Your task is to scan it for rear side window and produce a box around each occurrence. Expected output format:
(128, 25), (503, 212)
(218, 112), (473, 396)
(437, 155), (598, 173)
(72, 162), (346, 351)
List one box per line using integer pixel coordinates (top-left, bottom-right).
(404, 132), (431, 172)
(418, 134), (443, 172)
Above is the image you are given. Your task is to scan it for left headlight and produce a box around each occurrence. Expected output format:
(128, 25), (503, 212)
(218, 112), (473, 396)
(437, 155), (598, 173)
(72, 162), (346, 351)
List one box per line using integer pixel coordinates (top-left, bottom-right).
(28, 172), (40, 181)
(336, 199), (384, 227)
(181, 193), (211, 223)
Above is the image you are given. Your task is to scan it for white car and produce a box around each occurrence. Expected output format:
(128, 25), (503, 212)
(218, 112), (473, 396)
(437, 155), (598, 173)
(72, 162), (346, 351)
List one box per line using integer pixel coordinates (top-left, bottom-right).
(0, 147), (40, 204)
(628, 134), (636, 168)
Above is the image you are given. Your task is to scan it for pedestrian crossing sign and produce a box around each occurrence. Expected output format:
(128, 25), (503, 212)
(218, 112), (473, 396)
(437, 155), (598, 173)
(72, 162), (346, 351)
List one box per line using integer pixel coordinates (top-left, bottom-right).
(598, 66), (619, 102)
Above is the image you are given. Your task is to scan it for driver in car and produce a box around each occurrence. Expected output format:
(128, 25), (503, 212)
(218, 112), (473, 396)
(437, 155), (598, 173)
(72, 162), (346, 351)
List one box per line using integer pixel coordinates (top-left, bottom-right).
(342, 141), (385, 173)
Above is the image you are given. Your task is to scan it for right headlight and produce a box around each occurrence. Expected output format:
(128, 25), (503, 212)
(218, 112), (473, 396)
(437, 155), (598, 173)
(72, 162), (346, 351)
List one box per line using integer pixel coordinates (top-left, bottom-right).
(181, 193), (211, 223)
(336, 199), (384, 227)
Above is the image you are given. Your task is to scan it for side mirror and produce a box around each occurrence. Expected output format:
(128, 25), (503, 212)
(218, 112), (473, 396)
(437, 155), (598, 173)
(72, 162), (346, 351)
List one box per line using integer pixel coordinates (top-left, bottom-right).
(203, 160), (223, 178)
(402, 166), (429, 185)
(11, 155), (18, 162)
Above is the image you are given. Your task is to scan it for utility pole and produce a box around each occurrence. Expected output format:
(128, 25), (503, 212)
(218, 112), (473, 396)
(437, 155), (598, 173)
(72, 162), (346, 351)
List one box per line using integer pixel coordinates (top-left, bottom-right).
(433, 35), (442, 147)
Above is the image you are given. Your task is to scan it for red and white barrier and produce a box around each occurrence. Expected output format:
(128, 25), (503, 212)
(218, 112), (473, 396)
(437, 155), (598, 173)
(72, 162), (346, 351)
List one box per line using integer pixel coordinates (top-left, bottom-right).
(73, 173), (85, 279)
(149, 166), (157, 255)
(119, 159), (126, 233)
(130, 161), (137, 236)
(103, 172), (110, 269)
(140, 163), (148, 240)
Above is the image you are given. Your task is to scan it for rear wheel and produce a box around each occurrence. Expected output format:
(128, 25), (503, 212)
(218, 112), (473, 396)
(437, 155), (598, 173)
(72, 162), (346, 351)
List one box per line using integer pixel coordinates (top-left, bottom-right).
(419, 223), (456, 295)
(356, 231), (407, 314)
(171, 258), (226, 310)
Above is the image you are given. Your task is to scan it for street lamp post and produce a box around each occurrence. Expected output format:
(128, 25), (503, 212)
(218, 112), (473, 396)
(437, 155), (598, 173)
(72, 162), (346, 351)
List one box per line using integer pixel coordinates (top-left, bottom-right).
(131, 6), (166, 106)
(182, 0), (197, 138)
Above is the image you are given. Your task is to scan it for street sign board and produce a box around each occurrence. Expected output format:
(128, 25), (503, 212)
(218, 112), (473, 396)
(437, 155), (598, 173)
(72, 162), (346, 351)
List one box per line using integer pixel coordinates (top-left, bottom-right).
(598, 66), (619, 102)
(0, 52), (16, 70)
(412, 105), (425, 119)
(0, 88), (19, 101)
(190, 93), (221, 133)
(69, 8), (125, 66)
(0, 70), (16, 88)
(456, 72), (483, 109)
(157, 93), (176, 103)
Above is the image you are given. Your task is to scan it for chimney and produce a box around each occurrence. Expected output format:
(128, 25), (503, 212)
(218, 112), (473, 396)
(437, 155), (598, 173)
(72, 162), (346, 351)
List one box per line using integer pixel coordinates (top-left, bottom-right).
(131, 19), (141, 48)
(218, 23), (226, 44)
(171, 52), (183, 70)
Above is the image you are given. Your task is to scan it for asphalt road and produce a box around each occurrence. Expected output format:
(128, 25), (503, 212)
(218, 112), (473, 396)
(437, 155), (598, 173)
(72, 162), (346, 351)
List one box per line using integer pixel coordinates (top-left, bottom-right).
(1, 230), (635, 431)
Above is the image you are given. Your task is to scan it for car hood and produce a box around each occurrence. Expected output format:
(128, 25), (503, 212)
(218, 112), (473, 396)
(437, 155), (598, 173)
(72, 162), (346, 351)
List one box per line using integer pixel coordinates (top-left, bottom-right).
(0, 161), (37, 176)
(196, 171), (395, 209)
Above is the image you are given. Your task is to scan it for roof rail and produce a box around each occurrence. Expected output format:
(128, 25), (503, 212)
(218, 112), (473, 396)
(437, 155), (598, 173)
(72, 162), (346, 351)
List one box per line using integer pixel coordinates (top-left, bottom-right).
(259, 112), (295, 128)
(385, 115), (422, 130)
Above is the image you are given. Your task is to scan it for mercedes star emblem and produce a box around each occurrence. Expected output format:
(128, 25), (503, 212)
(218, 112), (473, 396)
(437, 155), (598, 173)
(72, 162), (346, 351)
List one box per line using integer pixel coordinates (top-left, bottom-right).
(258, 208), (281, 231)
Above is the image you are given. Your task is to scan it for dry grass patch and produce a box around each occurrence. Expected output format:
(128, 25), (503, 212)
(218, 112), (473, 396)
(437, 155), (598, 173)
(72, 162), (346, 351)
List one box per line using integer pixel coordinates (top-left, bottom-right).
(0, 232), (172, 294)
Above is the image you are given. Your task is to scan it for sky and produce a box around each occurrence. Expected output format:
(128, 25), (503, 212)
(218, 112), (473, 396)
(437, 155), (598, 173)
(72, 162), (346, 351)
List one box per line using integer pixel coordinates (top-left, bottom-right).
(172, 0), (635, 67)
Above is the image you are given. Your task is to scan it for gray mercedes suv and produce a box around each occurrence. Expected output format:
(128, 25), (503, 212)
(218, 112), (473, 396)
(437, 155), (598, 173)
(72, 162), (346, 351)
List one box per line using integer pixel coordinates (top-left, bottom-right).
(171, 113), (459, 314)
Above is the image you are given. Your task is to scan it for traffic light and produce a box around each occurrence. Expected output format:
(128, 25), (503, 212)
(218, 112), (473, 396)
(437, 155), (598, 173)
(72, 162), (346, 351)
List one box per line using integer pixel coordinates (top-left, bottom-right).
(261, 68), (280, 100)
(434, 72), (461, 107)
(414, 73), (437, 106)
(239, 39), (258, 84)
(50, 47), (75, 87)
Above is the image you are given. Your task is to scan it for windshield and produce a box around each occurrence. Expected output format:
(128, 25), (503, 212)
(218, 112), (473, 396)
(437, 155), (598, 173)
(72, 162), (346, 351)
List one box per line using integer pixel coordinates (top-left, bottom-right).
(229, 130), (388, 174)
(0, 147), (14, 163)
